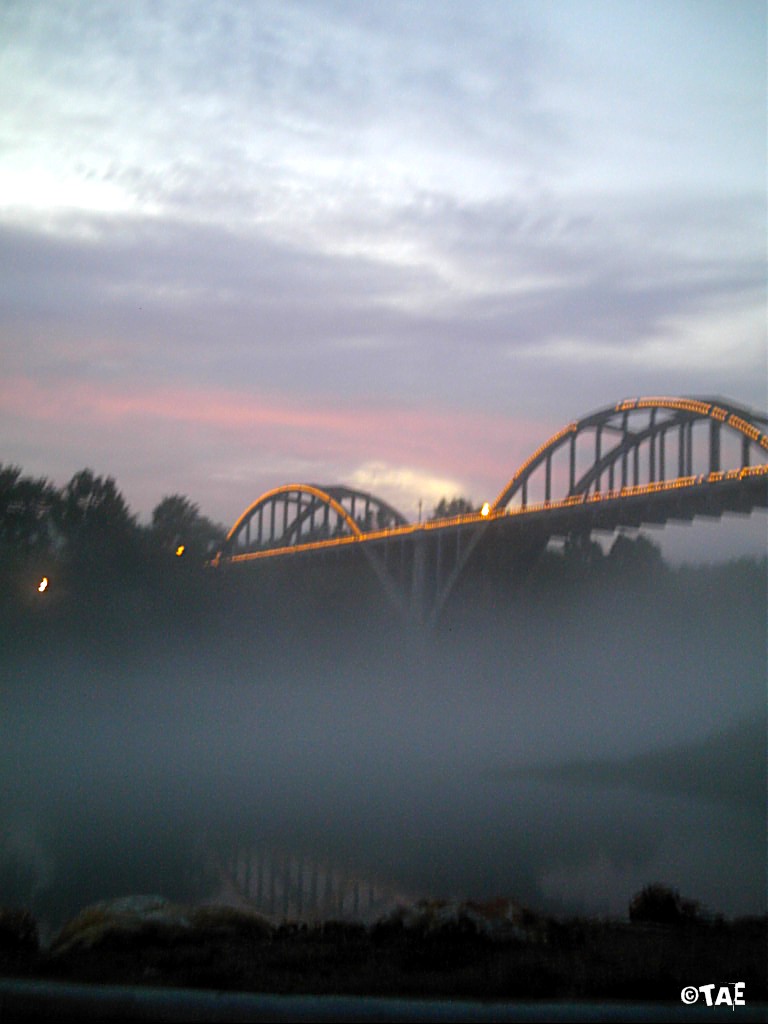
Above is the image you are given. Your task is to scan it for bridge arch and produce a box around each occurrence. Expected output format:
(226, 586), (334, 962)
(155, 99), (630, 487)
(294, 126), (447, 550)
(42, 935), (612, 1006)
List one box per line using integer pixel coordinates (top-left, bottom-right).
(219, 483), (407, 559)
(492, 396), (768, 511)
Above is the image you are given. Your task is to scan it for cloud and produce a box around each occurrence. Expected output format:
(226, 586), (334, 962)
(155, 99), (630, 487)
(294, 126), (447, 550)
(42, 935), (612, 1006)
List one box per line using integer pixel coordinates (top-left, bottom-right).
(0, 195), (764, 534)
(0, 1), (764, 555)
(1, 188), (762, 391)
(5, 1), (762, 226)
(349, 462), (469, 520)
(0, 372), (539, 524)
(0, 0), (555, 224)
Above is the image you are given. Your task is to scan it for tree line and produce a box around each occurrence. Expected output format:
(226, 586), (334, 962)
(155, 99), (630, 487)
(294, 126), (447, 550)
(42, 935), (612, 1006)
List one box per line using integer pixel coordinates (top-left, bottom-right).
(0, 464), (229, 647)
(2, 464), (765, 650)
(0, 464), (225, 564)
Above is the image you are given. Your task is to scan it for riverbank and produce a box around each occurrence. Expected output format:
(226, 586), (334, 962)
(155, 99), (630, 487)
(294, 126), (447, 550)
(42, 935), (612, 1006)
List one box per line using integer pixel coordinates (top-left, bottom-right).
(1, 898), (765, 1005)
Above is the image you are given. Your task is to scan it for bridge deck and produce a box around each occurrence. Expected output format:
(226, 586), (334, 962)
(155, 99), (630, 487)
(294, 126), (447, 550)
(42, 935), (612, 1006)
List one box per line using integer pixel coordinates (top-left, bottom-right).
(213, 464), (768, 565)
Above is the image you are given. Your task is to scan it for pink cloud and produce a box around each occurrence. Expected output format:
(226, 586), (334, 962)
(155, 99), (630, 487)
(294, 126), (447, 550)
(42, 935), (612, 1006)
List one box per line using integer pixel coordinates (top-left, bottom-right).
(0, 375), (553, 491)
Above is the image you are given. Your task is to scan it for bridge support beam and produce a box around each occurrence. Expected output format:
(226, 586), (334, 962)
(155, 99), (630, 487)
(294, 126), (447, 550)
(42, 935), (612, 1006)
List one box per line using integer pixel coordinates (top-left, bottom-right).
(410, 535), (426, 623)
(710, 419), (721, 473)
(359, 521), (493, 629)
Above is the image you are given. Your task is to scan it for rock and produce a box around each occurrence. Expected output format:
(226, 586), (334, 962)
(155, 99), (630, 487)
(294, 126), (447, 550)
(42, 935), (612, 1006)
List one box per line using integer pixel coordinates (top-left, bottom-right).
(50, 896), (272, 956)
(463, 897), (548, 942)
(186, 904), (273, 941)
(373, 897), (547, 944)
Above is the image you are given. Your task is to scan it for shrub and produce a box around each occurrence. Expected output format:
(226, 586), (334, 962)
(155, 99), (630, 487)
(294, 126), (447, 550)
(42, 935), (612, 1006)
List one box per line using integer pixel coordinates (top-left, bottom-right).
(629, 884), (701, 925)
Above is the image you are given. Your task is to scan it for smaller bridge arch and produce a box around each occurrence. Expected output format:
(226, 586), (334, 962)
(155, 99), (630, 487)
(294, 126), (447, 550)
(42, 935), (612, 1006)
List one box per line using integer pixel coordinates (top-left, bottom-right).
(218, 483), (407, 559)
(492, 396), (768, 511)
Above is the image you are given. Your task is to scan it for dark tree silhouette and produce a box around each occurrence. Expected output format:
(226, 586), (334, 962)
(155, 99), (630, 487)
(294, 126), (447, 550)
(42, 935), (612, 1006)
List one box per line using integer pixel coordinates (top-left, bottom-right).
(0, 464), (59, 554)
(55, 470), (135, 543)
(607, 532), (664, 572)
(430, 496), (475, 520)
(629, 884), (701, 925)
(151, 494), (225, 561)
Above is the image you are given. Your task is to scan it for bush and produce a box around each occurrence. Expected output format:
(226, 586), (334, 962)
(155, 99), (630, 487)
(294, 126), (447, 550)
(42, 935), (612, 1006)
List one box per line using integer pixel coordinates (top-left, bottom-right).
(629, 884), (701, 926)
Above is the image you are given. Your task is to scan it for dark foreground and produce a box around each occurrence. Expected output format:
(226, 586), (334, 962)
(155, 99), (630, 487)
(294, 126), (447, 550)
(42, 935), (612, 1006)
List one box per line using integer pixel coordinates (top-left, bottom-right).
(3, 979), (768, 1023)
(1, 899), (766, 1020)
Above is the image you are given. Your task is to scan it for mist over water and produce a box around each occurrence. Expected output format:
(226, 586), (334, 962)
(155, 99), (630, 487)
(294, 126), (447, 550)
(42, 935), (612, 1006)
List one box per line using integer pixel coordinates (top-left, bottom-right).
(1, 540), (766, 932)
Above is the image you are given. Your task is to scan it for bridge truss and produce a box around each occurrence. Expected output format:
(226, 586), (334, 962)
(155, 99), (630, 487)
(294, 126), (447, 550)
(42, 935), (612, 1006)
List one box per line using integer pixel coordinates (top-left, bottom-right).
(221, 483), (407, 557)
(213, 397), (768, 625)
(492, 396), (768, 510)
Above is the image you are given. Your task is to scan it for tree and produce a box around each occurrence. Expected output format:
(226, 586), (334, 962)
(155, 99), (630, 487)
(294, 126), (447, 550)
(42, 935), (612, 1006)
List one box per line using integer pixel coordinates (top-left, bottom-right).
(563, 530), (605, 572)
(0, 466), (62, 626)
(607, 532), (663, 573)
(0, 464), (59, 553)
(59, 469), (131, 532)
(150, 494), (226, 561)
(430, 496), (475, 520)
(53, 468), (137, 561)
(629, 884), (701, 926)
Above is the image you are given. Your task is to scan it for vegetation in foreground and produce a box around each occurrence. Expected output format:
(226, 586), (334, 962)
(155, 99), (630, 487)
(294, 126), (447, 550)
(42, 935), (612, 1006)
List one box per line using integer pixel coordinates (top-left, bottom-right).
(0, 888), (766, 1003)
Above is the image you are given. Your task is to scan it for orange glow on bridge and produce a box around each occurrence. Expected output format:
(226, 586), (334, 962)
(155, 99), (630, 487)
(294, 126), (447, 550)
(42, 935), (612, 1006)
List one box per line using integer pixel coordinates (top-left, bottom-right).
(213, 396), (767, 575)
(215, 464), (768, 566)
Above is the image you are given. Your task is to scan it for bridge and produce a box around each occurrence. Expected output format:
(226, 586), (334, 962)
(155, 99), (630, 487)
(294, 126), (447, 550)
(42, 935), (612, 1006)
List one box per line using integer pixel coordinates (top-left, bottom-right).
(208, 844), (410, 923)
(212, 397), (768, 626)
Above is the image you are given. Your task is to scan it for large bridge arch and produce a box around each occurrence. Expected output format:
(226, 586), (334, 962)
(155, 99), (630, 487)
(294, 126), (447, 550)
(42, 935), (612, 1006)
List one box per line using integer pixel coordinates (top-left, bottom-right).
(492, 397), (768, 511)
(218, 483), (407, 559)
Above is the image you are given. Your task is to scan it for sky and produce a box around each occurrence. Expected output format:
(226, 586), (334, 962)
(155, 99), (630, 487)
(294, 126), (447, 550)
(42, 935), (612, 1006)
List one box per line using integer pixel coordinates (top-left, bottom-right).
(1, 1), (766, 929)
(1, 0), (766, 558)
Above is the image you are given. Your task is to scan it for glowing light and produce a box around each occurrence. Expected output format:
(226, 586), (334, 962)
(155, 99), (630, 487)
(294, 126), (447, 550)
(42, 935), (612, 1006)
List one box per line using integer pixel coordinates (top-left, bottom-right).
(637, 397), (712, 415)
(728, 415), (761, 442)
(215, 462), (768, 565)
(176, 545), (185, 557)
(38, 577), (48, 593)
(481, 502), (490, 517)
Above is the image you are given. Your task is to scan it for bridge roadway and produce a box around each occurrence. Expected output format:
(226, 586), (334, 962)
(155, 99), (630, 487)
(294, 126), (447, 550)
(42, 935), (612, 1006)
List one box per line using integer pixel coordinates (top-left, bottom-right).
(212, 396), (768, 625)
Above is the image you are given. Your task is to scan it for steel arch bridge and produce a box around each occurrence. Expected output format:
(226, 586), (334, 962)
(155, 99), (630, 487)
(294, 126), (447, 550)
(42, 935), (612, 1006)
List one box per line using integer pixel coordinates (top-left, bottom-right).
(214, 396), (768, 625)
(219, 483), (408, 557)
(491, 396), (768, 510)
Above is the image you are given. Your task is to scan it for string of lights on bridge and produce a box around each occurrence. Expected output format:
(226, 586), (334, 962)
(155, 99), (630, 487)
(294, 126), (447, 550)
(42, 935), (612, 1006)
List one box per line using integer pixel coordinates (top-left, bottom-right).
(212, 462), (768, 566)
(212, 396), (768, 567)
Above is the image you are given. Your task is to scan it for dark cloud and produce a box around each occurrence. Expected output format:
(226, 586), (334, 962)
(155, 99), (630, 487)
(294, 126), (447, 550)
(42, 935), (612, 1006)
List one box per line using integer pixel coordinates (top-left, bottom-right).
(1, 190), (763, 423)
